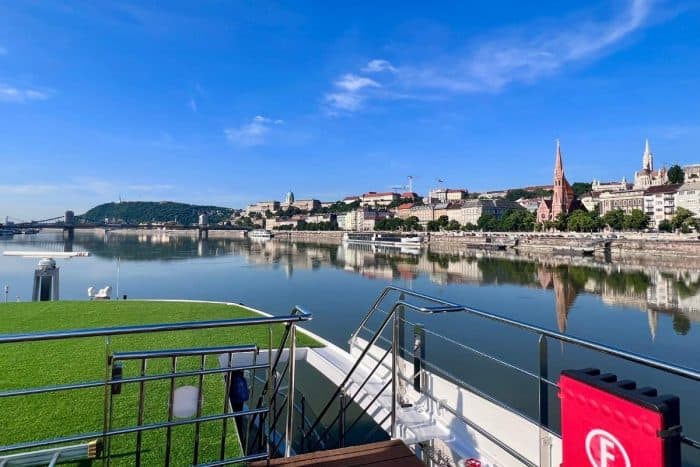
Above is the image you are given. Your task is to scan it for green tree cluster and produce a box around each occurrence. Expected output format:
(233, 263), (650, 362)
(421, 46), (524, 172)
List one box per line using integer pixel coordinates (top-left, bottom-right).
(81, 201), (234, 225)
(667, 164), (685, 184)
(473, 209), (536, 232)
(294, 220), (338, 231)
(671, 207), (698, 233)
(505, 188), (552, 202)
(314, 200), (360, 214)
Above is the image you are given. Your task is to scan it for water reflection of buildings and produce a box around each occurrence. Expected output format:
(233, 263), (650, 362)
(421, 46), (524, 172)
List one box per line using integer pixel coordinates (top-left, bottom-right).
(29, 232), (699, 338)
(333, 244), (700, 338)
(537, 268), (577, 333)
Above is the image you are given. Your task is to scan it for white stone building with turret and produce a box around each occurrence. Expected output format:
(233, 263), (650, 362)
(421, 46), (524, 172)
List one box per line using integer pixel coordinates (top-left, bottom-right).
(633, 139), (668, 189)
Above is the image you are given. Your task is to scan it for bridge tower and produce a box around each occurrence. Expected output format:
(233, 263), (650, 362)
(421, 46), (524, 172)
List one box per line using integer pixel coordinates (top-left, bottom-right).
(63, 210), (75, 241)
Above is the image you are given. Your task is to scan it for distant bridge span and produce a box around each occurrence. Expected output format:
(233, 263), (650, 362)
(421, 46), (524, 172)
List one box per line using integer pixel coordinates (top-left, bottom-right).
(6, 210), (250, 240)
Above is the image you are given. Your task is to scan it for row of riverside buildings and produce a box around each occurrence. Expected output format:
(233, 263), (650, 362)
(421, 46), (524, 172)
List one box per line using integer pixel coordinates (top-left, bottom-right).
(237, 139), (700, 231)
(240, 187), (521, 231)
(536, 139), (700, 229)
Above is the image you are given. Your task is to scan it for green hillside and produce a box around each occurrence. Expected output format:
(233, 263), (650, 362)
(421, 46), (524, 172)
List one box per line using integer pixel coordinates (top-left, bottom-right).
(80, 201), (234, 225)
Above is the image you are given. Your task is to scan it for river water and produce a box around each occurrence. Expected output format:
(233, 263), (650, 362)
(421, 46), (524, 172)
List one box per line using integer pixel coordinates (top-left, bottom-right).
(2, 231), (699, 463)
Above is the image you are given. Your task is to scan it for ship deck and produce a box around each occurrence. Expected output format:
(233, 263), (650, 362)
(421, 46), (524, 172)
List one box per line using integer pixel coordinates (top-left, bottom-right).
(251, 439), (425, 466)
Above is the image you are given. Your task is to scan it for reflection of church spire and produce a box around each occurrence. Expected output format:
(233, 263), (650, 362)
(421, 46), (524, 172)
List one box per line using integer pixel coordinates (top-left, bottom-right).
(536, 265), (577, 332)
(647, 308), (658, 341)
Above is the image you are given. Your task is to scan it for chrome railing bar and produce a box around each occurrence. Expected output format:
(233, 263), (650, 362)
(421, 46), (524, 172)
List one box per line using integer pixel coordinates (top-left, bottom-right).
(247, 306), (311, 454)
(0, 407), (268, 454)
(0, 313), (312, 344)
(348, 346), (392, 403)
(0, 363), (267, 399)
(304, 301), (400, 440)
(192, 354), (205, 466)
(284, 323), (297, 457)
(429, 398), (536, 467)
(113, 344), (258, 360)
(421, 327), (547, 383)
(359, 324), (556, 389)
(306, 299), (461, 442)
(419, 358), (560, 440)
(342, 379), (393, 438)
(682, 435), (700, 450)
(463, 307), (700, 382)
(355, 286), (700, 382)
(134, 358), (147, 467)
(351, 287), (396, 342)
(164, 356), (177, 466)
(219, 352), (232, 461)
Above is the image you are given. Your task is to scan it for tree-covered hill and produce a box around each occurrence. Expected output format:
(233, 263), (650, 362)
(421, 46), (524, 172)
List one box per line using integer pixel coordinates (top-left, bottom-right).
(79, 201), (234, 225)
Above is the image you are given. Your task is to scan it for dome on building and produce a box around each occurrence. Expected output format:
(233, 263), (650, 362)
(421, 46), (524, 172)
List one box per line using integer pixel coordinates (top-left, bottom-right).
(285, 190), (295, 204)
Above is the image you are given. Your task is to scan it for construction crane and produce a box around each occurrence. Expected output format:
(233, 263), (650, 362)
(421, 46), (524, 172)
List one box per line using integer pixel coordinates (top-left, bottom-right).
(389, 176), (415, 194)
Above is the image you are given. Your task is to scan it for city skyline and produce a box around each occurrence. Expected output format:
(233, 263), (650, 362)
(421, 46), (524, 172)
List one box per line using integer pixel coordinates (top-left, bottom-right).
(1, 1), (700, 218)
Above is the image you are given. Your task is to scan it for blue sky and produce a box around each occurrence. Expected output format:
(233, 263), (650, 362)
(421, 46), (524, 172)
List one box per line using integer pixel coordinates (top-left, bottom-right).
(1, 1), (699, 219)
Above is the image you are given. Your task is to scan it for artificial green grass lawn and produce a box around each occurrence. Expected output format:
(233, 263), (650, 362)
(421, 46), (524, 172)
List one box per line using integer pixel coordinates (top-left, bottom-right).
(0, 301), (319, 466)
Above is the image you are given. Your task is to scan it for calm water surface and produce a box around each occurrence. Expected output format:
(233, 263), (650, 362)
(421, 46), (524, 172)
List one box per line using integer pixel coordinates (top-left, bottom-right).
(1, 231), (699, 461)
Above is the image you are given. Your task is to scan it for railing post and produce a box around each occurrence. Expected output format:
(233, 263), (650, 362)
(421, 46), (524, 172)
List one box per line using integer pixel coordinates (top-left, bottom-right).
(300, 396), (306, 453)
(339, 392), (346, 448)
(538, 334), (549, 428)
(413, 324), (425, 393)
(284, 324), (296, 457)
(391, 311), (399, 438)
(267, 324), (273, 458)
(397, 293), (407, 405)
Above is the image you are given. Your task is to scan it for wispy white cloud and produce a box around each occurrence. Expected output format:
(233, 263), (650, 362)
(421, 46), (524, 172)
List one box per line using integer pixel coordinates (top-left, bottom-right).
(335, 74), (380, 92)
(224, 115), (283, 146)
(362, 59), (396, 73)
(0, 84), (49, 103)
(416, 0), (653, 92)
(325, 0), (655, 112)
(325, 74), (382, 113)
(189, 97), (198, 113)
(325, 93), (363, 112)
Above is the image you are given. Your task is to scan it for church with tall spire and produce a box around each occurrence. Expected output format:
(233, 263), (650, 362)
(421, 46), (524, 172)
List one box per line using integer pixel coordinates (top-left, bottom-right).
(633, 139), (668, 189)
(536, 140), (581, 224)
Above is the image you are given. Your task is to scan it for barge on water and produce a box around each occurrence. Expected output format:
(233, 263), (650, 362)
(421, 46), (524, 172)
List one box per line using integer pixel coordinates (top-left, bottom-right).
(248, 229), (274, 240)
(0, 288), (698, 466)
(344, 232), (422, 249)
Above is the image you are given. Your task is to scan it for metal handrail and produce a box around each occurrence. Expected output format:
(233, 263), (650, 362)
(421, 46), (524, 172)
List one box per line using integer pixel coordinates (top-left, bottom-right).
(0, 312), (311, 344)
(247, 305), (310, 458)
(352, 286), (700, 383)
(0, 306), (312, 465)
(344, 286), (700, 464)
(302, 298), (463, 447)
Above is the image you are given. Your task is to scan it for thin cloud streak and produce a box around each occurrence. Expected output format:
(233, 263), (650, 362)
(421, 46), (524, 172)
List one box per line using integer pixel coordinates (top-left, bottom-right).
(224, 115), (283, 146)
(410, 0), (653, 92)
(326, 0), (655, 112)
(0, 85), (49, 102)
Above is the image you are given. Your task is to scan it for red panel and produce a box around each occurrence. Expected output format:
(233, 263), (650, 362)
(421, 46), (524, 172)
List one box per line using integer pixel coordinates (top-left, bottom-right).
(560, 374), (665, 467)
